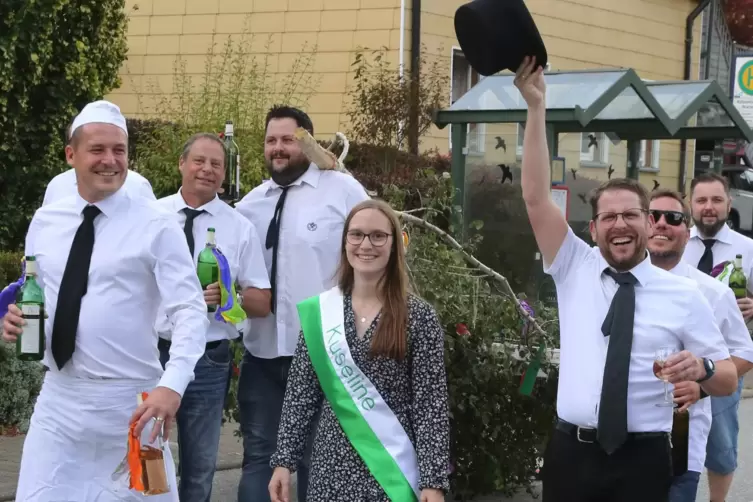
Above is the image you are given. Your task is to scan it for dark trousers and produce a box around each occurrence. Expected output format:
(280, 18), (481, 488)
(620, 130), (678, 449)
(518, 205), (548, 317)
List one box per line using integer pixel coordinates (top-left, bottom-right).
(237, 351), (318, 502)
(542, 422), (673, 502)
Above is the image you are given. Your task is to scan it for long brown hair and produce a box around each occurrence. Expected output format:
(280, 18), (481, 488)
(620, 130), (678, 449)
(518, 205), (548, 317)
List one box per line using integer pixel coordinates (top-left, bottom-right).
(336, 199), (410, 360)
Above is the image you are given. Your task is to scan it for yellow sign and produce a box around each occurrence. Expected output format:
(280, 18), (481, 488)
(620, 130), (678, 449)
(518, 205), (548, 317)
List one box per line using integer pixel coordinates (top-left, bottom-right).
(402, 230), (409, 250)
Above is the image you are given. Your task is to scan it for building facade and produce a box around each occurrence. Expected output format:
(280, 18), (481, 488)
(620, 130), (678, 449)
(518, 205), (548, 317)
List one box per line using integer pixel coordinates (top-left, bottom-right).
(111, 0), (707, 192)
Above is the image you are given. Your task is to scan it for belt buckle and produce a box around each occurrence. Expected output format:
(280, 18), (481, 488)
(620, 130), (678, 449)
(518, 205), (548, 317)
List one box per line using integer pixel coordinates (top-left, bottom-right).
(576, 427), (594, 444)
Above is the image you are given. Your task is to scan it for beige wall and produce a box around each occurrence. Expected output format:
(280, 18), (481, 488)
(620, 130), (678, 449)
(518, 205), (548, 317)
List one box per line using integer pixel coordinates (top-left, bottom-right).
(109, 0), (704, 193)
(112, 0), (409, 137)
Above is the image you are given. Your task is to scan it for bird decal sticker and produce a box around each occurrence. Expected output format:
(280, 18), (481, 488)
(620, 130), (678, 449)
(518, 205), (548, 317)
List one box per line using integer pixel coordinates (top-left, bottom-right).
(570, 168), (577, 180)
(498, 164), (513, 184)
(587, 134), (598, 149)
(495, 136), (507, 152)
(653, 180), (660, 190)
(577, 193), (587, 204)
(607, 165), (614, 179)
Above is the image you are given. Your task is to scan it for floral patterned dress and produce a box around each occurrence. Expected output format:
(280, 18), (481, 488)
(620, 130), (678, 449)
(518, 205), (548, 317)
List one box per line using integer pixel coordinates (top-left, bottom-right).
(270, 294), (451, 501)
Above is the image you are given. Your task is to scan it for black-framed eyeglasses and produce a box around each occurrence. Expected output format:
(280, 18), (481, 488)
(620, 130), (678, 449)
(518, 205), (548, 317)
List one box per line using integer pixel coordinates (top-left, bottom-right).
(650, 209), (686, 226)
(593, 208), (648, 225)
(346, 230), (392, 247)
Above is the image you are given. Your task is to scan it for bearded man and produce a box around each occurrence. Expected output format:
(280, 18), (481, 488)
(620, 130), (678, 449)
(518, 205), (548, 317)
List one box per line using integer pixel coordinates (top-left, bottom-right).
(233, 105), (369, 502)
(680, 171), (753, 502)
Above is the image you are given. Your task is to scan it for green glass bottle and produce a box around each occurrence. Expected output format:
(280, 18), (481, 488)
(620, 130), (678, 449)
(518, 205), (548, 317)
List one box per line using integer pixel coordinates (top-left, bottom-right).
(729, 253), (748, 299)
(16, 256), (45, 361)
(197, 227), (219, 313)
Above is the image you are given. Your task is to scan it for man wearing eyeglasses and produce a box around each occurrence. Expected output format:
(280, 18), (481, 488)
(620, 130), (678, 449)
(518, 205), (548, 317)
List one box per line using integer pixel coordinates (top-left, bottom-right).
(647, 188), (753, 502)
(680, 172), (753, 502)
(515, 56), (738, 502)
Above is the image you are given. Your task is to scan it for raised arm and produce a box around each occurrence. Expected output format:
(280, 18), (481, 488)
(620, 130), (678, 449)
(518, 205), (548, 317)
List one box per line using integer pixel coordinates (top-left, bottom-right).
(516, 56), (569, 266)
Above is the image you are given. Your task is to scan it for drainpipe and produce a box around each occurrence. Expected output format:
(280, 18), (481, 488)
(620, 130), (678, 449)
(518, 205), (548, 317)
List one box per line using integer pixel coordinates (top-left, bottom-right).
(398, 0), (406, 148)
(678, 0), (711, 194)
(408, 0), (421, 155)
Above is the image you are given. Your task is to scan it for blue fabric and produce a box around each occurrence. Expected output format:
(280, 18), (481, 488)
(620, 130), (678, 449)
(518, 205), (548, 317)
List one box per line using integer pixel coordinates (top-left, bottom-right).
(705, 376), (743, 475)
(160, 340), (232, 502)
(0, 258), (25, 319)
(668, 470), (700, 502)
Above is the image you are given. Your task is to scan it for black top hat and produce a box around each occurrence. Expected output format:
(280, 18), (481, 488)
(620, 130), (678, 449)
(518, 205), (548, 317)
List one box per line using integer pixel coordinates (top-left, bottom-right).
(454, 0), (548, 76)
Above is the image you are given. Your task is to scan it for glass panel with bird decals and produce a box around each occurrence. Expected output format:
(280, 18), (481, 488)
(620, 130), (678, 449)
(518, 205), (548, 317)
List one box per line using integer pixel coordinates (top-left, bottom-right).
(448, 70), (628, 112)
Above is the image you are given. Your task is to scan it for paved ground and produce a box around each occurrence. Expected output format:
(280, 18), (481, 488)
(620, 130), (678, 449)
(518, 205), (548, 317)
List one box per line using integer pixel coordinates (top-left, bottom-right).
(5, 377), (753, 501)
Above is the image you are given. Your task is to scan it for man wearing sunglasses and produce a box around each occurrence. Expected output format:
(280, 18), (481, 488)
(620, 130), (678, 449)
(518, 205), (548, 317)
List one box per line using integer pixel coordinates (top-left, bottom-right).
(681, 172), (753, 502)
(647, 188), (753, 502)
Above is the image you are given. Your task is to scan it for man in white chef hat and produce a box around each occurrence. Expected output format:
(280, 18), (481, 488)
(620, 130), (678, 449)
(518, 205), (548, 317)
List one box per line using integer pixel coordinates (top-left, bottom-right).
(2, 99), (209, 501)
(42, 100), (156, 205)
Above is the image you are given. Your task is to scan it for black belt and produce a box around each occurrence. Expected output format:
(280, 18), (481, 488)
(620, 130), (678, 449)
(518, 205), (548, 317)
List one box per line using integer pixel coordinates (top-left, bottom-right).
(158, 338), (222, 352)
(556, 419), (669, 444)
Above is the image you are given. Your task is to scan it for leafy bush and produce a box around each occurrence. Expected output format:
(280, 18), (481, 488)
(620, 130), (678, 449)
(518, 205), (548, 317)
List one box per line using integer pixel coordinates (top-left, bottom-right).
(0, 251), (44, 435)
(383, 173), (559, 499)
(345, 45), (449, 151)
(0, 0), (129, 251)
(130, 21), (320, 199)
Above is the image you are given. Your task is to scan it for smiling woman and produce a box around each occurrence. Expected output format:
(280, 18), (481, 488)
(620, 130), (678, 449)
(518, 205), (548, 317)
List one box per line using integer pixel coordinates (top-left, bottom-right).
(268, 199), (452, 502)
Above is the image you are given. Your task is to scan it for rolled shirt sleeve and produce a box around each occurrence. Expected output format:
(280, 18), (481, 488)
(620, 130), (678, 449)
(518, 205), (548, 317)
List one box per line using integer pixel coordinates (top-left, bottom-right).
(238, 222), (271, 290)
(716, 288), (753, 363)
(682, 287), (731, 363)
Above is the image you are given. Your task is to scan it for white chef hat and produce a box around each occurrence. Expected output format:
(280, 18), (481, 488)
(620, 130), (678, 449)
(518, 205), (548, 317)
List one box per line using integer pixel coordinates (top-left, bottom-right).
(70, 100), (128, 138)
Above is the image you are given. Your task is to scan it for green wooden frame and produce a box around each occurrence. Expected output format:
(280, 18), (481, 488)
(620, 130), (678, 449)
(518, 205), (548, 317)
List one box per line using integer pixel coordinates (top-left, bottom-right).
(433, 68), (753, 238)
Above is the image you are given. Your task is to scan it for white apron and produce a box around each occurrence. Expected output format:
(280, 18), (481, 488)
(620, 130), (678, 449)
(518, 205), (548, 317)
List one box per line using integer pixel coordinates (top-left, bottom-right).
(15, 372), (179, 502)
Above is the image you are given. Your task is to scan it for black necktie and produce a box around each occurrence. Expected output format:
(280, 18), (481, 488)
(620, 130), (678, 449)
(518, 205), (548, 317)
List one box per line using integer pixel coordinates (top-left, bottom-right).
(697, 239), (717, 275)
(182, 208), (205, 257)
(598, 269), (638, 455)
(51, 204), (101, 370)
(265, 186), (290, 314)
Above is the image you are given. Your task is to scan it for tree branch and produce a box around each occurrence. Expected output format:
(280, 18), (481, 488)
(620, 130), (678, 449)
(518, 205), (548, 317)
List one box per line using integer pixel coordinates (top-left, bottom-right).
(397, 211), (548, 337)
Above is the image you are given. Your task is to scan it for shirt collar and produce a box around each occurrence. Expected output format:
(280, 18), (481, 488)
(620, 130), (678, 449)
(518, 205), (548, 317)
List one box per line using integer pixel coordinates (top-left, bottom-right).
(175, 188), (223, 216)
(73, 185), (128, 218)
(689, 223), (732, 244)
(598, 249), (653, 287)
(263, 163), (321, 195)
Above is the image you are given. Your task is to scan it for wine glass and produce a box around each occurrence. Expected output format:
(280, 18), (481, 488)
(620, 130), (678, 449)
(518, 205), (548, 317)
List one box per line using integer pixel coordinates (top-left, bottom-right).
(654, 346), (678, 408)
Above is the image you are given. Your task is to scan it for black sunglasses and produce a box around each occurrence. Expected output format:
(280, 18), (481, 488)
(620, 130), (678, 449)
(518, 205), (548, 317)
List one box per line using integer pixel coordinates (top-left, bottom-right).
(650, 209), (686, 226)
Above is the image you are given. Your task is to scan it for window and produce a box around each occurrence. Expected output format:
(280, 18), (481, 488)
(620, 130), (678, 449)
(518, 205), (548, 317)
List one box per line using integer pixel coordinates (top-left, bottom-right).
(450, 48), (485, 154)
(639, 140), (661, 170)
(580, 132), (609, 164)
(517, 123), (525, 156)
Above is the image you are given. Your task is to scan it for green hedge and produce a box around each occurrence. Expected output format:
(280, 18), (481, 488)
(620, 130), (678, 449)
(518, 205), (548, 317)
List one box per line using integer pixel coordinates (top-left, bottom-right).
(0, 251), (43, 435)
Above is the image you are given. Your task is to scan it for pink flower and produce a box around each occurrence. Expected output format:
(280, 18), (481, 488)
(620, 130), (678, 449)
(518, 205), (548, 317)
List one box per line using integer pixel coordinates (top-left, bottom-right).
(455, 323), (470, 336)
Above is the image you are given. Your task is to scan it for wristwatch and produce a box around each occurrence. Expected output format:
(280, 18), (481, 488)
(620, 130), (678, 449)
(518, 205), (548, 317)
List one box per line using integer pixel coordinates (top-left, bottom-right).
(697, 357), (715, 383)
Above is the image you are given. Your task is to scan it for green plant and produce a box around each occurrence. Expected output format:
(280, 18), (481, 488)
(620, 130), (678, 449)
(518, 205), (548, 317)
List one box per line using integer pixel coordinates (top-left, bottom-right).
(0, 251), (44, 435)
(131, 19), (320, 199)
(387, 172), (559, 499)
(344, 45), (449, 152)
(0, 0), (129, 251)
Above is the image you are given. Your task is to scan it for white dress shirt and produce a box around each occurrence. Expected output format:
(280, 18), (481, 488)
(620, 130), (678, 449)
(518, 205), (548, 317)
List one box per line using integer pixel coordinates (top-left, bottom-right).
(682, 224), (753, 293)
(25, 187), (209, 396)
(546, 228), (730, 433)
(42, 168), (156, 206)
(235, 164), (370, 358)
(669, 260), (753, 472)
(155, 190), (271, 343)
